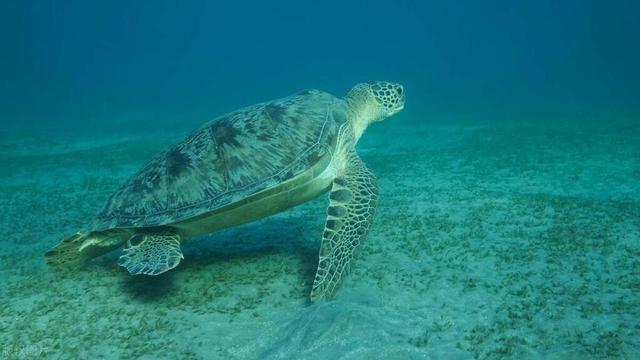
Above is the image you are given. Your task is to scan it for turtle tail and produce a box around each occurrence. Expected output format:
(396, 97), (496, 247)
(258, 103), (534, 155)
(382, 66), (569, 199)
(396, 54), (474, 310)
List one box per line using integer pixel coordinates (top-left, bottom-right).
(45, 230), (132, 271)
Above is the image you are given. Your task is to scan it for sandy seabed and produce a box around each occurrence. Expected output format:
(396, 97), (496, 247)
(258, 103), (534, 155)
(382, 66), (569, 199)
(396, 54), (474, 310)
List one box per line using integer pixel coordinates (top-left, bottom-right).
(1, 114), (639, 359)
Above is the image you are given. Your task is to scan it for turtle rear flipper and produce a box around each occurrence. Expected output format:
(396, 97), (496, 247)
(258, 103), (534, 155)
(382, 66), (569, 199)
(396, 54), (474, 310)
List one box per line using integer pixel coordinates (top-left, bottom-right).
(46, 230), (131, 271)
(117, 231), (183, 276)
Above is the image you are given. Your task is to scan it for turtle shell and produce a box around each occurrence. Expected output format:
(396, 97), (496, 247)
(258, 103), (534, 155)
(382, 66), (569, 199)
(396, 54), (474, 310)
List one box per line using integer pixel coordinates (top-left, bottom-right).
(92, 90), (348, 230)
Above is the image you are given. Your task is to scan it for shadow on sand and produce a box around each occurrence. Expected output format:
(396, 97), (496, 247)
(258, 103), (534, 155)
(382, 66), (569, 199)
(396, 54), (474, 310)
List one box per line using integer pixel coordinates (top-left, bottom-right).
(118, 214), (322, 301)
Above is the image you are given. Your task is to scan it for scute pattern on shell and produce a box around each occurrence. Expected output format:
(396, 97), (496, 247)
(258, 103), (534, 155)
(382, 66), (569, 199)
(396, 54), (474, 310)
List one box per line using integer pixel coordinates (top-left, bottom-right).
(93, 90), (347, 230)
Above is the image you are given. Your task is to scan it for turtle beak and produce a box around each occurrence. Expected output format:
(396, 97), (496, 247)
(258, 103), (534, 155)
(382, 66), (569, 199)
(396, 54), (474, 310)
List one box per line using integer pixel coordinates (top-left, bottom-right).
(386, 103), (404, 118)
(395, 93), (405, 114)
(395, 85), (405, 113)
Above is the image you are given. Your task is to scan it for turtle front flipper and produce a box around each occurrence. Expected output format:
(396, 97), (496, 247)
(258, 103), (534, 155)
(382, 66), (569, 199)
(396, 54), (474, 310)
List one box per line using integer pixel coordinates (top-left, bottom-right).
(46, 230), (132, 271)
(310, 150), (379, 301)
(117, 230), (184, 275)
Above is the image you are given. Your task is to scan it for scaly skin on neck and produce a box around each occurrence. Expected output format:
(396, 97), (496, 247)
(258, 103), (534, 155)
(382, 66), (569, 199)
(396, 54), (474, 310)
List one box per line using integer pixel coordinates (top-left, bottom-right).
(345, 87), (385, 143)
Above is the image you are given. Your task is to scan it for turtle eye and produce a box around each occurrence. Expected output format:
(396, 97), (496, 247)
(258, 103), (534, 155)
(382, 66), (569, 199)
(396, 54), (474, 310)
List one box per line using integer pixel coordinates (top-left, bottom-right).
(396, 86), (403, 95)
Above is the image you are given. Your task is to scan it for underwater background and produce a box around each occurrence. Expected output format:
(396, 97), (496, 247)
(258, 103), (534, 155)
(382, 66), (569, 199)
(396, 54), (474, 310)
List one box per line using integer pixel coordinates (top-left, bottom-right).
(1, 0), (639, 359)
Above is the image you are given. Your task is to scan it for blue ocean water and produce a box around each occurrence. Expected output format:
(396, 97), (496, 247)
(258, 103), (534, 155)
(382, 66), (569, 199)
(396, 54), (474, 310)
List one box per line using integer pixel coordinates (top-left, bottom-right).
(1, 1), (639, 359)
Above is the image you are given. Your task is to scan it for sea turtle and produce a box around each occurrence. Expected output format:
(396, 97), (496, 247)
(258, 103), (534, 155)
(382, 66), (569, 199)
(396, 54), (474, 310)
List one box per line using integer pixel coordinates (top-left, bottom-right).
(46, 81), (405, 301)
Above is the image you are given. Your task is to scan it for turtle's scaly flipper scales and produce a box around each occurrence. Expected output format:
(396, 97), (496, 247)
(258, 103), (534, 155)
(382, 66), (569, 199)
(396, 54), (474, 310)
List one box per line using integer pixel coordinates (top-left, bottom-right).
(118, 231), (183, 276)
(310, 150), (378, 301)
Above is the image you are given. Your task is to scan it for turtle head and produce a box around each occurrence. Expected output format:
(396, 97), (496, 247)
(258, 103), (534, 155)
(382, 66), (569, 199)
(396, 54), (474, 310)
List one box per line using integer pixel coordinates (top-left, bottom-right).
(346, 81), (405, 140)
(368, 81), (405, 117)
